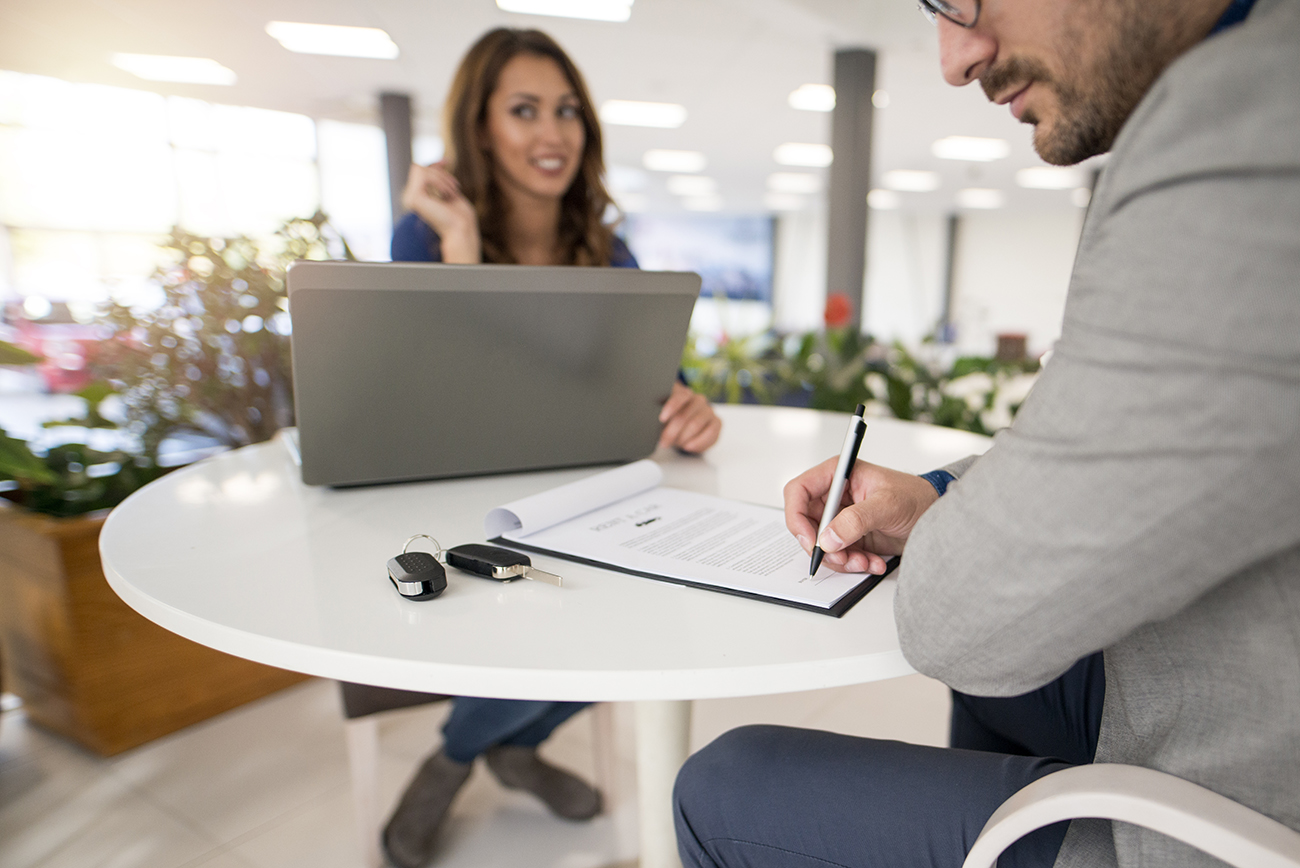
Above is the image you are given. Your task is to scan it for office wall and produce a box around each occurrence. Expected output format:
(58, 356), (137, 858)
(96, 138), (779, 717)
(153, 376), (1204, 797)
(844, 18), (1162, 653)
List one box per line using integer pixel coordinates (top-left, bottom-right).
(949, 210), (1084, 357)
(771, 207), (828, 334)
(863, 211), (948, 348)
(773, 205), (1084, 357)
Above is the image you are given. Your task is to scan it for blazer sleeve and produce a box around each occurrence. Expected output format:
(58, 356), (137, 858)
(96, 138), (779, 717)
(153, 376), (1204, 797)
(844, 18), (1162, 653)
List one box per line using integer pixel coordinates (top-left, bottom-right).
(894, 168), (1300, 696)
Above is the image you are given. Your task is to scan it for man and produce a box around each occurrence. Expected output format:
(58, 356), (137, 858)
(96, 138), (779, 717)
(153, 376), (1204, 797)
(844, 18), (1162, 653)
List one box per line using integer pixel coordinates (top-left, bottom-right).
(673, 0), (1300, 865)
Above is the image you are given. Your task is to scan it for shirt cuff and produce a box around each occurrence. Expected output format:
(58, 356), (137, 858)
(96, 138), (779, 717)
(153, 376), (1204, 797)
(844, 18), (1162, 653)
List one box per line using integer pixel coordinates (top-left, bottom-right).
(918, 469), (956, 497)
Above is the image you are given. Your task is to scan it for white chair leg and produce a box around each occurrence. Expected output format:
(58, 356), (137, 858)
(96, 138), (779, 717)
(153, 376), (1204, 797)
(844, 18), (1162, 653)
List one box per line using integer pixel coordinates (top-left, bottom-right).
(345, 716), (383, 868)
(591, 702), (618, 807)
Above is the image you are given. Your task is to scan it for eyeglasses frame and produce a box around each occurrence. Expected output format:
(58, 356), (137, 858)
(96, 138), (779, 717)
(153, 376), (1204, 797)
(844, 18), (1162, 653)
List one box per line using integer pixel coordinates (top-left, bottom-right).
(918, 0), (981, 28)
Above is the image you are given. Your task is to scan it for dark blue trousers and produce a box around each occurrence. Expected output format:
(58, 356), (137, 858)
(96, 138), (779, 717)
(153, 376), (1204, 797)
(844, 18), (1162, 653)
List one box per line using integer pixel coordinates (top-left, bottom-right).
(441, 698), (590, 764)
(674, 653), (1104, 868)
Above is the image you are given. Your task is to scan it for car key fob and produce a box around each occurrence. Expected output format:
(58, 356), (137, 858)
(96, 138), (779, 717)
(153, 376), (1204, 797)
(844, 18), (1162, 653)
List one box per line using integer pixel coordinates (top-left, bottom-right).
(443, 544), (562, 587)
(387, 551), (447, 601)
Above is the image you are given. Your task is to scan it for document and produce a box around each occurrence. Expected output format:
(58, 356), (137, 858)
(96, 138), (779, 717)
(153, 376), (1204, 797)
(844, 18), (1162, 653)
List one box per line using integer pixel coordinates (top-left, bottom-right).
(485, 460), (888, 616)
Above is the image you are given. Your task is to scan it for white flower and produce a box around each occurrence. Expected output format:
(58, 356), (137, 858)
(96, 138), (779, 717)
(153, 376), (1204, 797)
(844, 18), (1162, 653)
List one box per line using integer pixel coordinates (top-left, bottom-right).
(998, 372), (1040, 407)
(981, 404), (1014, 432)
(943, 372), (995, 399)
(943, 372), (995, 411)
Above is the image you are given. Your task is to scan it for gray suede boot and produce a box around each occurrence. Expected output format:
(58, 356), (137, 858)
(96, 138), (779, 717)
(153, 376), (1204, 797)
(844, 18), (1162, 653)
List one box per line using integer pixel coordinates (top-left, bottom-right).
(381, 750), (472, 868)
(484, 744), (602, 820)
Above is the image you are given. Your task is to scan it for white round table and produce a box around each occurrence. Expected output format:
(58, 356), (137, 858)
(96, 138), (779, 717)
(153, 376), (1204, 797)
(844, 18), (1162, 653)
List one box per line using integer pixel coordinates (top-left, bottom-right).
(100, 404), (990, 868)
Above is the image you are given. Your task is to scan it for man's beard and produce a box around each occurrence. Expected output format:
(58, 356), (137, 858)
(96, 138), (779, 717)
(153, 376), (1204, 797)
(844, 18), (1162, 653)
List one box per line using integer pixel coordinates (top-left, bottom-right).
(980, 4), (1167, 166)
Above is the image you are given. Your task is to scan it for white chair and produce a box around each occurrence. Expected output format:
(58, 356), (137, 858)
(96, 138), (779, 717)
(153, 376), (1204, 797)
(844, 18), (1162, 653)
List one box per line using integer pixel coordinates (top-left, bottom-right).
(962, 764), (1300, 868)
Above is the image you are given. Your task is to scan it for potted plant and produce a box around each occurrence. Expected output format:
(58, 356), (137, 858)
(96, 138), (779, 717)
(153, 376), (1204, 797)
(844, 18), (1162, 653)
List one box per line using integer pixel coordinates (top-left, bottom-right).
(0, 213), (351, 756)
(681, 291), (1042, 435)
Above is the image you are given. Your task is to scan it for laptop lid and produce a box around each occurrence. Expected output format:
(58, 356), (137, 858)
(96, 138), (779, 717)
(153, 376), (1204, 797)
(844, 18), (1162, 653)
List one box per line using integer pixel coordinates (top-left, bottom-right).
(287, 261), (700, 487)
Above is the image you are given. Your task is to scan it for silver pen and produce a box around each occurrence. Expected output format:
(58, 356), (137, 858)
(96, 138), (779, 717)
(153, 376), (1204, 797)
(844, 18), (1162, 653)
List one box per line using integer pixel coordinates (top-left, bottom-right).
(807, 403), (867, 580)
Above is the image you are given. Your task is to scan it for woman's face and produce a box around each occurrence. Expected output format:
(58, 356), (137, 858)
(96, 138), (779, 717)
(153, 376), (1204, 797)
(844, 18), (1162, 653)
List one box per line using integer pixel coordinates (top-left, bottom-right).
(482, 53), (586, 204)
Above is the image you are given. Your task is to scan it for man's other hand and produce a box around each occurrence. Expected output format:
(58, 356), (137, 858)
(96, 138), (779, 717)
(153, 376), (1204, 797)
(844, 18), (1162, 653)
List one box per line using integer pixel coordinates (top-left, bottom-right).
(784, 458), (940, 575)
(658, 382), (722, 454)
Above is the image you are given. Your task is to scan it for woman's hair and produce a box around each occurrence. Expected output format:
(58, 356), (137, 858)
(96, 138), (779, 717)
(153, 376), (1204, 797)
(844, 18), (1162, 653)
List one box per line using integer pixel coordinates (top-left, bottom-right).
(443, 28), (618, 266)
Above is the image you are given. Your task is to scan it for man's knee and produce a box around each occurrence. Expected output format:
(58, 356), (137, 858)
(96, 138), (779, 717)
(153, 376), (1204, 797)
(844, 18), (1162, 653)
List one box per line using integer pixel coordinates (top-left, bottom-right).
(677, 724), (785, 800)
(674, 726), (788, 867)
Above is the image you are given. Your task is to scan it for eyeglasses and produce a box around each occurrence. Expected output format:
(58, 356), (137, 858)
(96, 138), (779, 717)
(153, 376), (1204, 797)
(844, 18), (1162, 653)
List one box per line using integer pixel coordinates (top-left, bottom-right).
(918, 0), (980, 28)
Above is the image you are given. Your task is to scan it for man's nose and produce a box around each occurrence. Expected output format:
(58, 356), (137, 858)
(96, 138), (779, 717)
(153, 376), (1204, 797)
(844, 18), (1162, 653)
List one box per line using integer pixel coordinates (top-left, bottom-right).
(938, 18), (996, 86)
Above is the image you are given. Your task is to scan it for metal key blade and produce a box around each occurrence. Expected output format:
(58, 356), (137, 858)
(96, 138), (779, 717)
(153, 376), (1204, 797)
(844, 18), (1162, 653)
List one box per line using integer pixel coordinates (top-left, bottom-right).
(522, 566), (563, 587)
(496, 564), (563, 587)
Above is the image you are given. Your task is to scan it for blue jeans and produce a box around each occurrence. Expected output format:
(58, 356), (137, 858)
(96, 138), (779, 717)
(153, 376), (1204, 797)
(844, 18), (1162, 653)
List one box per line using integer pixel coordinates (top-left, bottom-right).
(441, 698), (590, 764)
(674, 653), (1105, 868)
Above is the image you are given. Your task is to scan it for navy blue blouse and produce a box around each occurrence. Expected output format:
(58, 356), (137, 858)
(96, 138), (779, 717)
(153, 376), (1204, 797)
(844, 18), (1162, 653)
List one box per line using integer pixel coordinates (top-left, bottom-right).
(390, 212), (639, 268)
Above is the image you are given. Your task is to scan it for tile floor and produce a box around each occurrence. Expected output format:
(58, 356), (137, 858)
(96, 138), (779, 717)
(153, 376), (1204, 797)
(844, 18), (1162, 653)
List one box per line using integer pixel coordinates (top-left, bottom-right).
(0, 675), (952, 868)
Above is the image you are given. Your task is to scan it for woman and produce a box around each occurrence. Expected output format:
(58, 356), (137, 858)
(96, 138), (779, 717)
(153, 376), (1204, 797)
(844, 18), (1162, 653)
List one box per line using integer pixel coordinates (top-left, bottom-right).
(383, 28), (721, 868)
(392, 28), (719, 452)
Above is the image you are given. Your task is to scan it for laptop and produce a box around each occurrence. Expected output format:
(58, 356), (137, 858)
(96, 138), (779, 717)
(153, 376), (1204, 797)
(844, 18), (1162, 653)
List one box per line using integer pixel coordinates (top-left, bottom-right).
(286, 261), (701, 487)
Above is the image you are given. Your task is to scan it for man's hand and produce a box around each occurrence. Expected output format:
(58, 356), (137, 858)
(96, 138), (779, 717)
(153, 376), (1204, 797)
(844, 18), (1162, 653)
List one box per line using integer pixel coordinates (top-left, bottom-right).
(784, 458), (940, 575)
(401, 162), (481, 263)
(658, 382), (722, 453)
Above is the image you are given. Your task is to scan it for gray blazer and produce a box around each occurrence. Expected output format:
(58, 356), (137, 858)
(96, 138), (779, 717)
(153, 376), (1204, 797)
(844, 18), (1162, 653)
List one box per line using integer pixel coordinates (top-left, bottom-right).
(893, 1), (1300, 866)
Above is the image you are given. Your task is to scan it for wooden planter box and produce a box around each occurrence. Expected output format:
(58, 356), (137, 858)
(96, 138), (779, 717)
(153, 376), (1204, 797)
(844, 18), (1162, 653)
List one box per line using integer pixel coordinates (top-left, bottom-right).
(0, 505), (307, 756)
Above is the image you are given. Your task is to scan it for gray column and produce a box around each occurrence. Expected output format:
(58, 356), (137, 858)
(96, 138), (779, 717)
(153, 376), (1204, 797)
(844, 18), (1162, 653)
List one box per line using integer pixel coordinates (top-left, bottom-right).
(825, 48), (877, 333)
(938, 213), (961, 343)
(380, 92), (414, 224)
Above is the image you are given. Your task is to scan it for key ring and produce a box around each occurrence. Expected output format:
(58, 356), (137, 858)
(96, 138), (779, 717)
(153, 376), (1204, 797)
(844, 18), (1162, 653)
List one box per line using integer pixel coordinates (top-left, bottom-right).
(402, 534), (446, 563)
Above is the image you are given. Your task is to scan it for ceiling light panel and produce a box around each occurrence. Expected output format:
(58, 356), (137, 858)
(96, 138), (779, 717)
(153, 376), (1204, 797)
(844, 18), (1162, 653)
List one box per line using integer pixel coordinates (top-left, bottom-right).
(932, 136), (1010, 162)
(788, 84), (835, 112)
(599, 100), (687, 128)
(643, 149), (706, 173)
(683, 194), (724, 212)
(497, 0), (634, 21)
(667, 175), (717, 196)
(872, 90), (890, 109)
(774, 143), (832, 168)
(768, 172), (820, 194)
(1016, 166), (1085, 189)
(265, 22), (399, 59)
(111, 54), (236, 85)
(957, 188), (1005, 209)
(868, 189), (900, 210)
(882, 170), (940, 192)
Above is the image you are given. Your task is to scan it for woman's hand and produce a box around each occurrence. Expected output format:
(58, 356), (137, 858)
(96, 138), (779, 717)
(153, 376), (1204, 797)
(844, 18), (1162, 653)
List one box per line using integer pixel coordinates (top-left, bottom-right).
(784, 458), (940, 575)
(658, 382), (722, 454)
(401, 162), (481, 263)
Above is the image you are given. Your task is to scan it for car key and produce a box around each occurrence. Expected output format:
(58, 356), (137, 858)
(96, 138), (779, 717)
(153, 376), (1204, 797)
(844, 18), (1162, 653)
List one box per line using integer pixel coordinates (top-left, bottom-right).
(386, 551), (447, 601)
(441, 544), (563, 587)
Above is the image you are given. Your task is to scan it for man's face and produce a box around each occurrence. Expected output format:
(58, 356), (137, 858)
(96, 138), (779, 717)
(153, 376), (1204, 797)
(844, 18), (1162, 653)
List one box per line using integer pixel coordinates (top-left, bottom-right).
(938, 0), (1218, 165)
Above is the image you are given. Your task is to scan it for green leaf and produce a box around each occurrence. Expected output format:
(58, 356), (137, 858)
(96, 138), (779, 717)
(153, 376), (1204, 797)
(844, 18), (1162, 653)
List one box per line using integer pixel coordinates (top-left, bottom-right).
(0, 341), (41, 365)
(0, 429), (58, 485)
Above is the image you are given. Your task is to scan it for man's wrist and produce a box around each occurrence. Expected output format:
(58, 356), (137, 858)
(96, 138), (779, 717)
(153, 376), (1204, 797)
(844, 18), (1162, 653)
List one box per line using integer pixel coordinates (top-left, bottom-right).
(918, 469), (956, 497)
